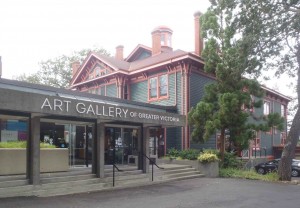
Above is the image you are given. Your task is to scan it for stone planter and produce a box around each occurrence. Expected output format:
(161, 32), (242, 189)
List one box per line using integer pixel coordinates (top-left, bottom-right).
(157, 158), (219, 177)
(0, 148), (69, 175)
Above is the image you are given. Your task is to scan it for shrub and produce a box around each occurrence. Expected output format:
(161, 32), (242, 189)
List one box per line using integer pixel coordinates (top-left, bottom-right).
(222, 152), (242, 168)
(202, 148), (219, 155)
(219, 168), (279, 182)
(0, 141), (56, 148)
(198, 153), (219, 163)
(167, 148), (180, 158)
(0, 141), (27, 148)
(179, 149), (200, 160)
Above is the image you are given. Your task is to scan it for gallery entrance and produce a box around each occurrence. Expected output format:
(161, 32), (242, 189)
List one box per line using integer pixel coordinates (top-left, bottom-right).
(105, 126), (139, 167)
(40, 119), (94, 169)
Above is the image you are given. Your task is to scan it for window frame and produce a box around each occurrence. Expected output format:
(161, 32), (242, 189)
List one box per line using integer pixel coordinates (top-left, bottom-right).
(263, 101), (270, 115)
(148, 74), (169, 101)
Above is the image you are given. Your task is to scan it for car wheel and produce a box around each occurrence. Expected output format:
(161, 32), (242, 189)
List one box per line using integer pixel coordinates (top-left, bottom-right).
(257, 167), (265, 175)
(291, 170), (299, 177)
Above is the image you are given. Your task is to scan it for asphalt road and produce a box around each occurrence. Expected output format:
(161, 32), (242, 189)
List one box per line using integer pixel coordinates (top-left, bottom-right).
(1, 178), (300, 208)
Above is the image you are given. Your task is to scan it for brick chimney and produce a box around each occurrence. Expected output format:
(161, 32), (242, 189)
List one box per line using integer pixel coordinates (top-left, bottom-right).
(194, 11), (203, 56)
(115, 45), (124, 60)
(71, 61), (81, 77)
(0, 56), (2, 78)
(151, 26), (173, 56)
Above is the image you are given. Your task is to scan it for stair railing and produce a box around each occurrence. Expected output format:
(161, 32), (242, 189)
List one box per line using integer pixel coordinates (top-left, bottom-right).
(112, 148), (123, 187)
(140, 152), (164, 181)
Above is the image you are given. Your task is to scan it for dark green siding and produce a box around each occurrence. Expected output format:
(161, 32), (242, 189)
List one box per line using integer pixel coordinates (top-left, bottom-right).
(106, 84), (117, 98)
(130, 81), (148, 102)
(190, 135), (216, 150)
(166, 127), (182, 150)
(190, 73), (214, 107)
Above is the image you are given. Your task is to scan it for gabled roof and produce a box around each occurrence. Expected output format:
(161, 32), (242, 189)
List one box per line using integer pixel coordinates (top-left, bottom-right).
(70, 49), (205, 87)
(125, 44), (152, 62)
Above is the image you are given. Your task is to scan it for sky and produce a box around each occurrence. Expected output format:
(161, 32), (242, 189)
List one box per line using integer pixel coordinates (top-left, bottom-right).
(0, 0), (210, 78)
(0, 0), (294, 98)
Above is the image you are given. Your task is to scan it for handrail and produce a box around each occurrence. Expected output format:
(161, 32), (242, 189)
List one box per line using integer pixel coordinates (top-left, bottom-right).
(140, 152), (164, 181)
(113, 164), (123, 172)
(112, 148), (123, 187)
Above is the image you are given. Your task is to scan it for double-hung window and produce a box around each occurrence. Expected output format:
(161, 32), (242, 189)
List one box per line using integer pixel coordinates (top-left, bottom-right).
(263, 101), (270, 115)
(149, 74), (168, 100)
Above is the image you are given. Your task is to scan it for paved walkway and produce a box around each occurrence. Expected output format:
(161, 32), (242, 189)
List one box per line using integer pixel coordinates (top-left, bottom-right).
(1, 177), (300, 208)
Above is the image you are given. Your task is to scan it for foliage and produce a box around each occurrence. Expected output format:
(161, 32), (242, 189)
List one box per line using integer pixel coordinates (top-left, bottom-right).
(167, 148), (180, 158)
(179, 149), (201, 160)
(228, 0), (300, 181)
(222, 152), (242, 168)
(0, 141), (27, 148)
(219, 168), (279, 182)
(167, 148), (200, 160)
(188, 1), (284, 163)
(0, 141), (56, 148)
(202, 148), (220, 155)
(198, 152), (219, 163)
(15, 47), (110, 88)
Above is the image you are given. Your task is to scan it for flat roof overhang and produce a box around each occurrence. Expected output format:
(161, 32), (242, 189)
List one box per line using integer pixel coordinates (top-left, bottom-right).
(0, 80), (185, 127)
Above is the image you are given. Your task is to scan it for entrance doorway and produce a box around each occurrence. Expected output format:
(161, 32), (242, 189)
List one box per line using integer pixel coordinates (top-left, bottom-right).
(105, 126), (139, 167)
(40, 120), (94, 169)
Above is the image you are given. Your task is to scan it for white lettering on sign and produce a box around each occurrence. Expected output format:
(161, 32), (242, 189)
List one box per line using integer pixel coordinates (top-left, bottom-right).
(40, 98), (179, 123)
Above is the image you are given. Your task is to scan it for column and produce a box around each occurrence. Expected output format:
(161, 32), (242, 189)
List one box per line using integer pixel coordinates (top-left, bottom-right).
(142, 126), (150, 173)
(96, 120), (105, 178)
(28, 115), (40, 185)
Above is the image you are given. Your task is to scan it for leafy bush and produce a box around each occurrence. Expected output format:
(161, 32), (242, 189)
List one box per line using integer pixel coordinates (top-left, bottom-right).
(222, 152), (242, 168)
(219, 168), (279, 182)
(40, 142), (56, 148)
(198, 153), (219, 163)
(0, 141), (56, 148)
(179, 149), (200, 160)
(167, 148), (180, 158)
(202, 149), (220, 155)
(0, 141), (27, 148)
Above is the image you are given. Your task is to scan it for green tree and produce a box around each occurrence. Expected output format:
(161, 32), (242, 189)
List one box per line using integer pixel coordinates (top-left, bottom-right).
(188, 1), (284, 163)
(16, 47), (110, 88)
(231, 0), (300, 181)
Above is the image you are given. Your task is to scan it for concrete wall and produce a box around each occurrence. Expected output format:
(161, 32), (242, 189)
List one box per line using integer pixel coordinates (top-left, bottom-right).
(0, 148), (68, 175)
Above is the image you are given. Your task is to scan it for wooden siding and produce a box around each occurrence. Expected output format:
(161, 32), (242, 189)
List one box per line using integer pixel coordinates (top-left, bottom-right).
(106, 84), (117, 98)
(166, 127), (182, 150)
(190, 135), (217, 150)
(190, 73), (214, 107)
(130, 81), (148, 102)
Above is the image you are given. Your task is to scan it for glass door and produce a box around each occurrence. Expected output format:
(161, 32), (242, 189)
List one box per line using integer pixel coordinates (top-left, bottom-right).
(69, 125), (93, 168)
(105, 127), (139, 166)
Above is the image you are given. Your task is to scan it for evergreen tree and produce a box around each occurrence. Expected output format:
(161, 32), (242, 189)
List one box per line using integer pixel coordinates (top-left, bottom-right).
(232, 0), (300, 181)
(188, 1), (284, 163)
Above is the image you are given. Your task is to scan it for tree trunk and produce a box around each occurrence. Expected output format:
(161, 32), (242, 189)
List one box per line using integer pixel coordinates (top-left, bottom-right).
(278, 46), (300, 181)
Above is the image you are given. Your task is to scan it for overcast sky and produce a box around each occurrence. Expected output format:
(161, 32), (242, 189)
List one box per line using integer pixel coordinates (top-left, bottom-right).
(0, 0), (294, 97)
(0, 0), (210, 78)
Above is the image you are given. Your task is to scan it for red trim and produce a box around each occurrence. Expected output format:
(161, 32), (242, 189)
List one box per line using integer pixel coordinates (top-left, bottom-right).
(147, 74), (169, 102)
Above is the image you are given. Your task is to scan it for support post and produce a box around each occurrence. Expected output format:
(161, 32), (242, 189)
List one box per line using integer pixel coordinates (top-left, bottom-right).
(142, 126), (150, 173)
(96, 120), (105, 178)
(28, 115), (40, 185)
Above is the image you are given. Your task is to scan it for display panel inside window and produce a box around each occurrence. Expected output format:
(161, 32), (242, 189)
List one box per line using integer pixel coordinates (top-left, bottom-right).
(0, 115), (29, 143)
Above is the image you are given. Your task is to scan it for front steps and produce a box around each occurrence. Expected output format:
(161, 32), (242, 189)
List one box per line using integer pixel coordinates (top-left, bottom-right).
(0, 164), (205, 198)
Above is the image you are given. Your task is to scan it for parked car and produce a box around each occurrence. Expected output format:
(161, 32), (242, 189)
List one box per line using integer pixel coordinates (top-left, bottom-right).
(255, 159), (300, 177)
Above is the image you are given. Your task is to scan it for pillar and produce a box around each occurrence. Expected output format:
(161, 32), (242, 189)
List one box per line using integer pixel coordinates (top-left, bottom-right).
(28, 115), (40, 185)
(96, 120), (105, 178)
(142, 126), (150, 173)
